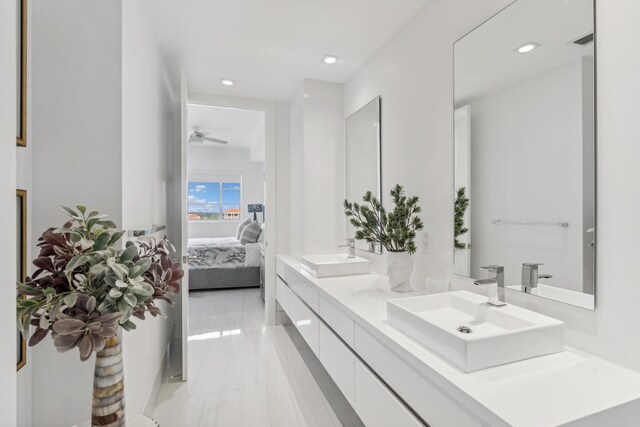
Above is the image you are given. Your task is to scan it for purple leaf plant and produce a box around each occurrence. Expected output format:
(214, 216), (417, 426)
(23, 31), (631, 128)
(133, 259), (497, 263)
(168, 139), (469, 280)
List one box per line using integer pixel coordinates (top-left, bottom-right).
(17, 205), (183, 361)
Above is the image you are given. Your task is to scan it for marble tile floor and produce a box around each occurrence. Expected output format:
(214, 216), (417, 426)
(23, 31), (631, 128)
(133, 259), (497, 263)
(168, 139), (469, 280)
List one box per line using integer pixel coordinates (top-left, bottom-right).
(152, 288), (341, 427)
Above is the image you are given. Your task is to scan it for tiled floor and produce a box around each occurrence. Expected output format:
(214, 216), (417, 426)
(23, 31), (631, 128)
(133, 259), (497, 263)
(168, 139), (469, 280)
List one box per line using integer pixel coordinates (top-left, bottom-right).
(152, 288), (341, 427)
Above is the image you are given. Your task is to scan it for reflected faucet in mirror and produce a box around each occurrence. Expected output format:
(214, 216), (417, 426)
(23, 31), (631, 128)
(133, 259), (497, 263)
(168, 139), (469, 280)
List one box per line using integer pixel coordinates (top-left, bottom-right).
(521, 263), (553, 294)
(473, 265), (506, 306)
(453, 0), (596, 309)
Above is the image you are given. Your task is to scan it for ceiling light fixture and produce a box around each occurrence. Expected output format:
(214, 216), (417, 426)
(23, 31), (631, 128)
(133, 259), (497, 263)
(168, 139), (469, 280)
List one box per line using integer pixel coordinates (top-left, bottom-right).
(322, 55), (339, 65)
(515, 42), (540, 54)
(220, 78), (235, 86)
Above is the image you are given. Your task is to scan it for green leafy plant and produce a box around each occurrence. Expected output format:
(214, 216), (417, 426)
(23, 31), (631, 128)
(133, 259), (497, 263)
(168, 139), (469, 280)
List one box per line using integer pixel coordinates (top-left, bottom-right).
(344, 184), (424, 255)
(454, 187), (470, 251)
(16, 205), (183, 361)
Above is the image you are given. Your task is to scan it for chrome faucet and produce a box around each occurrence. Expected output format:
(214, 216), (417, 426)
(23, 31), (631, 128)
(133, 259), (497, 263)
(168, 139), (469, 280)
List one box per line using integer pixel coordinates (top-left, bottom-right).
(521, 263), (553, 293)
(473, 265), (506, 306)
(339, 238), (356, 258)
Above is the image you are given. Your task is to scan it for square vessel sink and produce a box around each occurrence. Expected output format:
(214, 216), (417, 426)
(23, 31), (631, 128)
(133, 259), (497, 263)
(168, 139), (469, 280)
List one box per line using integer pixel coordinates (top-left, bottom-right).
(387, 291), (564, 372)
(301, 254), (370, 278)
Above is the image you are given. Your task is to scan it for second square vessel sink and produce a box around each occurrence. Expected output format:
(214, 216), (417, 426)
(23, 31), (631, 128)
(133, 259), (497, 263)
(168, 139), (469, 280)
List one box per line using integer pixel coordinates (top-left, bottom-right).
(387, 291), (564, 372)
(301, 254), (371, 278)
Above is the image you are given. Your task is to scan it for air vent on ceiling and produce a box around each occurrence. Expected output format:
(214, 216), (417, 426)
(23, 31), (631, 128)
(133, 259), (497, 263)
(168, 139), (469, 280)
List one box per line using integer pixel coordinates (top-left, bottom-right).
(573, 33), (594, 46)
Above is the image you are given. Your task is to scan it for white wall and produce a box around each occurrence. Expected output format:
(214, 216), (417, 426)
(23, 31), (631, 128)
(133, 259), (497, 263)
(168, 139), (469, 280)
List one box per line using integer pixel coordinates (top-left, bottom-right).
(288, 87), (305, 257)
(289, 79), (345, 256)
(31, 2), (123, 425)
(30, 1), (177, 425)
(122, 0), (172, 231)
(187, 146), (265, 238)
(467, 60), (586, 292)
(276, 101), (290, 256)
(344, 0), (640, 372)
(0, 0), (18, 424)
(121, 0), (177, 417)
(303, 80), (345, 255)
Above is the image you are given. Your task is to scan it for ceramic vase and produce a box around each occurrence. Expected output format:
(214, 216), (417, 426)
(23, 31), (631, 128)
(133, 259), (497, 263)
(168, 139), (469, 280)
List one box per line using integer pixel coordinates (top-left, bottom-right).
(92, 333), (125, 427)
(385, 251), (413, 292)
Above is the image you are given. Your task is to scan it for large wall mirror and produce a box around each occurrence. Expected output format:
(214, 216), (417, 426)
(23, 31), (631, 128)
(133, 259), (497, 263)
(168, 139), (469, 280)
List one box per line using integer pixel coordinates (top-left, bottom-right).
(346, 96), (382, 254)
(453, 0), (595, 309)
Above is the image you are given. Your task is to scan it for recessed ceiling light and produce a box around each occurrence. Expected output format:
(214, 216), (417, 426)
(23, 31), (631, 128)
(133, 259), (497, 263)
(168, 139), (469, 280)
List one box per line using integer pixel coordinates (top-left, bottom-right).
(220, 79), (235, 86)
(515, 42), (540, 54)
(322, 55), (339, 65)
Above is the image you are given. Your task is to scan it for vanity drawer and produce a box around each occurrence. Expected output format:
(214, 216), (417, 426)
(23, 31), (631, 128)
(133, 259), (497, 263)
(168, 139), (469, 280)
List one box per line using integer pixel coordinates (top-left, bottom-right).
(276, 258), (286, 278)
(276, 277), (291, 312)
(319, 294), (355, 347)
(355, 324), (481, 427)
(319, 322), (355, 405)
(278, 277), (319, 355)
(282, 264), (319, 312)
(354, 359), (423, 427)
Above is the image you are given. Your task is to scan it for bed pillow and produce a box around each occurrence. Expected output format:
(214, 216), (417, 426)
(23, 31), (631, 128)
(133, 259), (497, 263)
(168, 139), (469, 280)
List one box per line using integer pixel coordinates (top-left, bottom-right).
(240, 221), (262, 244)
(258, 223), (265, 244)
(236, 217), (252, 239)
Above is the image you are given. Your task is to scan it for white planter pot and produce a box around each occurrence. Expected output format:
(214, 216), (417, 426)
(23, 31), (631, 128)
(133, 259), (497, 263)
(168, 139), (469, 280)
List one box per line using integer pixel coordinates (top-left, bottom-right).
(384, 251), (413, 292)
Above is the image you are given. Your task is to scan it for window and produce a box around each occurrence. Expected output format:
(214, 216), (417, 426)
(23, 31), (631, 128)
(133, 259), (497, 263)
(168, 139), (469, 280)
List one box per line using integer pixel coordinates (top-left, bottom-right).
(188, 181), (241, 221)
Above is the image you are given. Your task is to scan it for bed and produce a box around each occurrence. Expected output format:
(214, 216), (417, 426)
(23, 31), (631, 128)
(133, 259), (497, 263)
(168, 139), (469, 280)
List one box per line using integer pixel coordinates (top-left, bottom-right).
(188, 237), (263, 291)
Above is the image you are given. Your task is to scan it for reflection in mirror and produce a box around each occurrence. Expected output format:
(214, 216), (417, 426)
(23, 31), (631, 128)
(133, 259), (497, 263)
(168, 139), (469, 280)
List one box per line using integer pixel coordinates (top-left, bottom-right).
(454, 0), (595, 309)
(346, 96), (382, 254)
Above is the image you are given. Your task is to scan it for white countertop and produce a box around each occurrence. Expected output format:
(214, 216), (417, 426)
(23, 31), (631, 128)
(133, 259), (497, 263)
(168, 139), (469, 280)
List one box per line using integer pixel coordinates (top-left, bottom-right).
(278, 255), (640, 427)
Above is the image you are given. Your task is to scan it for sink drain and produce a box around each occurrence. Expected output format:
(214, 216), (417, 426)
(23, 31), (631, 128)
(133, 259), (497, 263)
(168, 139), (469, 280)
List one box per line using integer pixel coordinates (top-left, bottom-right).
(457, 325), (473, 334)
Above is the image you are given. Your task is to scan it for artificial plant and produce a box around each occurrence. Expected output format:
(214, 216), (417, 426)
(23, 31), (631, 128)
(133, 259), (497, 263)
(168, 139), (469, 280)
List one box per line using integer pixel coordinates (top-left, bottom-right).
(454, 187), (470, 251)
(344, 184), (424, 255)
(16, 205), (183, 361)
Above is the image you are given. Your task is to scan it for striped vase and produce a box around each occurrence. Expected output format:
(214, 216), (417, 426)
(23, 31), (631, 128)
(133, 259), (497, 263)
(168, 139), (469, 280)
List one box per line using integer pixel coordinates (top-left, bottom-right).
(92, 333), (126, 427)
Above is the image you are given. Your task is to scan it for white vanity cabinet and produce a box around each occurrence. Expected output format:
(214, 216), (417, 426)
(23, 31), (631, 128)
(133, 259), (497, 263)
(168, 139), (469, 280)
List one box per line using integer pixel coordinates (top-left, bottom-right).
(354, 359), (423, 427)
(355, 324), (481, 427)
(319, 294), (355, 348)
(319, 322), (355, 405)
(276, 256), (640, 427)
(276, 276), (319, 355)
(277, 270), (424, 426)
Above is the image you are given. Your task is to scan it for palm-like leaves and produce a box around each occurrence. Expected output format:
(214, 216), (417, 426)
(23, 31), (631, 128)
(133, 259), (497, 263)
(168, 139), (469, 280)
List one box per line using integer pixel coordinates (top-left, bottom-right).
(454, 187), (470, 251)
(344, 185), (424, 255)
(16, 205), (183, 360)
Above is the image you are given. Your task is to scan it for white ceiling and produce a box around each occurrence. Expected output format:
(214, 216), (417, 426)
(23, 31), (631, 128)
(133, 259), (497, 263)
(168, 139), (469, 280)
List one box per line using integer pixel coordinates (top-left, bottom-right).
(455, 0), (594, 105)
(141, 0), (428, 101)
(188, 104), (266, 162)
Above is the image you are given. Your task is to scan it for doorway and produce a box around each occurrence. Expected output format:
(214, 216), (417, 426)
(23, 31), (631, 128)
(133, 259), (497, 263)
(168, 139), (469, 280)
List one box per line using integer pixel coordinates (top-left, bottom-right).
(172, 92), (279, 383)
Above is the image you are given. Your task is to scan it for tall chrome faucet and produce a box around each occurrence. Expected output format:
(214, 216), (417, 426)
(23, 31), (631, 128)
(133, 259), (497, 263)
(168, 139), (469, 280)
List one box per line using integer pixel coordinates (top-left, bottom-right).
(521, 263), (553, 293)
(473, 265), (506, 306)
(339, 238), (356, 258)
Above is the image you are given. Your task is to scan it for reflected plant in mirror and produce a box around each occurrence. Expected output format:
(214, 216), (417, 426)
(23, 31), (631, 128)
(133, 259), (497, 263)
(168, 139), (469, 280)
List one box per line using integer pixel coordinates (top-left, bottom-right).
(344, 185), (423, 292)
(453, 0), (596, 309)
(454, 187), (470, 251)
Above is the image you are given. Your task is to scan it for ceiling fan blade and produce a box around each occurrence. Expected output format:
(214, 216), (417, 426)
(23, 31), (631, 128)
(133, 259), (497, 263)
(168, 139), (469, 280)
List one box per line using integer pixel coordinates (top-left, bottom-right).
(203, 136), (228, 145)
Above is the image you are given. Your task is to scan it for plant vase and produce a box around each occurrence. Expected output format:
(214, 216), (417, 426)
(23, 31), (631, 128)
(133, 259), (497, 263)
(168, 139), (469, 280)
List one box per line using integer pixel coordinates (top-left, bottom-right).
(385, 251), (413, 292)
(92, 332), (125, 426)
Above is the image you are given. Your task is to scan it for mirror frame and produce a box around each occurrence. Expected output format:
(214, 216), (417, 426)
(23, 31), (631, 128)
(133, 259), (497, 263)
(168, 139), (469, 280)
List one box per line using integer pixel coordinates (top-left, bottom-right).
(451, 0), (598, 310)
(345, 96), (383, 254)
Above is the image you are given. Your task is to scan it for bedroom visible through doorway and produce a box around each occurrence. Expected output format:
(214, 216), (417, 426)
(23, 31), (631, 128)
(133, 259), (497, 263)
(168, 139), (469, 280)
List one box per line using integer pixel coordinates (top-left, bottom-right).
(186, 104), (267, 299)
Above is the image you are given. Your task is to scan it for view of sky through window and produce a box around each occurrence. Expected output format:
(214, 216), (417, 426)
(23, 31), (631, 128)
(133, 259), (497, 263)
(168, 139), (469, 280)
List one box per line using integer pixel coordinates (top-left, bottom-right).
(188, 181), (240, 220)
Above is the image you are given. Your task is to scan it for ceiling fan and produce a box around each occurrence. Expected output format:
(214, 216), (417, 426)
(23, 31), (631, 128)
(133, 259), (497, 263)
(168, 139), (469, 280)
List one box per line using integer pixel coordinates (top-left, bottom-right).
(189, 126), (228, 145)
